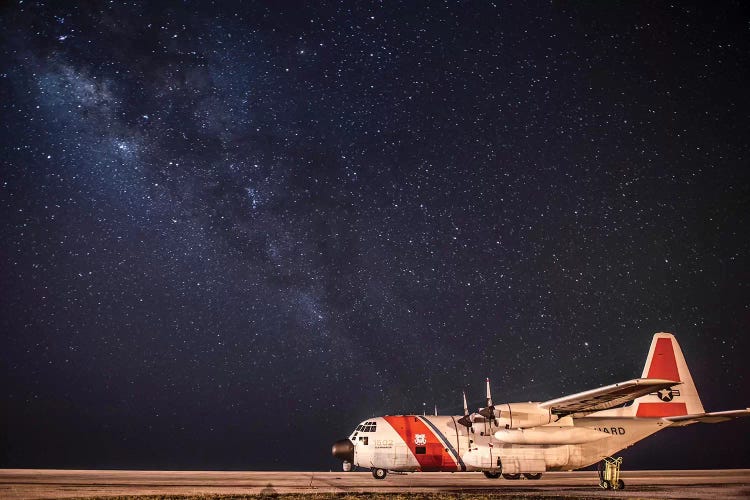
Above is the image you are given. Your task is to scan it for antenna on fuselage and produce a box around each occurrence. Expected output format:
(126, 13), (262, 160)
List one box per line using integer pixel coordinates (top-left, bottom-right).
(434, 404), (438, 416)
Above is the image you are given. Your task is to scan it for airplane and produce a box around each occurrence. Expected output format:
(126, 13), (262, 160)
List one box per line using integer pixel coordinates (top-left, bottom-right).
(332, 333), (749, 487)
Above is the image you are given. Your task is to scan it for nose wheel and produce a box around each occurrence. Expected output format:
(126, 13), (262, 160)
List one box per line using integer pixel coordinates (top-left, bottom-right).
(371, 468), (388, 480)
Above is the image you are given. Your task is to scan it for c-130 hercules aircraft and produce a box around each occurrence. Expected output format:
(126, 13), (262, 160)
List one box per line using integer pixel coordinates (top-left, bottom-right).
(332, 333), (749, 485)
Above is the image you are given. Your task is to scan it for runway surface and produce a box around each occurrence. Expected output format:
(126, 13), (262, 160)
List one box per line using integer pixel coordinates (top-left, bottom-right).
(1, 469), (749, 499)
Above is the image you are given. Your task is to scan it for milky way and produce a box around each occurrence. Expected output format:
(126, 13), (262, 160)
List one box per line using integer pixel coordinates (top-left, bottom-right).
(1, 2), (749, 470)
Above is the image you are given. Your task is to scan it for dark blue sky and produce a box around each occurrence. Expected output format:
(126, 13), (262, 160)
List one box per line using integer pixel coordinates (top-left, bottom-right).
(1, 1), (748, 470)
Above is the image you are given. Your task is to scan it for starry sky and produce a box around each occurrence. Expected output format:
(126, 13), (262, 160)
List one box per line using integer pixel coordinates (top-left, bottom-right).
(1, 1), (749, 471)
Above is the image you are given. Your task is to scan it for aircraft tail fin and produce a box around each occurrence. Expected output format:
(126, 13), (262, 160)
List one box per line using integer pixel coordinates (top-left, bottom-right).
(630, 332), (704, 417)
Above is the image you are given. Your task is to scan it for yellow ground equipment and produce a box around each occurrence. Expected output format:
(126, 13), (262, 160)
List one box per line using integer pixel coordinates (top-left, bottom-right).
(597, 456), (624, 490)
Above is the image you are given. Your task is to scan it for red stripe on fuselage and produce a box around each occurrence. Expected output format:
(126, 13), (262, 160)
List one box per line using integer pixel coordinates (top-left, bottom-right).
(636, 402), (687, 417)
(647, 337), (680, 381)
(383, 416), (457, 471)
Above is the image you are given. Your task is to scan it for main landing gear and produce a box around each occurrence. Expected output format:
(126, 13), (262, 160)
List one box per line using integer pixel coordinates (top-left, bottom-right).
(371, 467), (388, 480)
(499, 473), (542, 480)
(490, 470), (542, 481)
(598, 456), (625, 490)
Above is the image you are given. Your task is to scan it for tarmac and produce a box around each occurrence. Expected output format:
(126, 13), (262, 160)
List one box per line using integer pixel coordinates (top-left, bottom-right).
(1, 469), (749, 499)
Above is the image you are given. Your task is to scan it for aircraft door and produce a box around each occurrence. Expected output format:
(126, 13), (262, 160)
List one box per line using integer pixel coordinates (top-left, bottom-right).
(393, 444), (409, 468)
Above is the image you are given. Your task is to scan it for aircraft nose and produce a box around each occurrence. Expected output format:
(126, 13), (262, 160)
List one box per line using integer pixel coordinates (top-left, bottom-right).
(331, 439), (354, 462)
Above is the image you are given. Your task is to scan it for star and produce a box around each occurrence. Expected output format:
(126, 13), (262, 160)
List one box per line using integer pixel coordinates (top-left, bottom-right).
(658, 389), (674, 402)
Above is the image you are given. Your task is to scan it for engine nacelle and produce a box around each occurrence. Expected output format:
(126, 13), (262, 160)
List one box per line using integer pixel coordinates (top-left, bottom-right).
(494, 426), (610, 445)
(491, 402), (556, 429)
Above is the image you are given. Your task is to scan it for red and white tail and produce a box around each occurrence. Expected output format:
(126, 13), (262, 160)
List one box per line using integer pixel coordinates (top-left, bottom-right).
(631, 332), (705, 417)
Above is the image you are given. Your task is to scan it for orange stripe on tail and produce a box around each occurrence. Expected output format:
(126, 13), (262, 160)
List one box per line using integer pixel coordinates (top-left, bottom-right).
(636, 402), (687, 417)
(646, 337), (680, 381)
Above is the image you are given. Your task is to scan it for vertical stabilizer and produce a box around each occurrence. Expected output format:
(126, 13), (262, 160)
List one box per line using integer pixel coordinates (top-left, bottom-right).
(632, 333), (704, 417)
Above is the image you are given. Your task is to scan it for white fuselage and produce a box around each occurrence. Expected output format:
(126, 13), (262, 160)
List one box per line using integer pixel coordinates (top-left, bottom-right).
(349, 410), (671, 473)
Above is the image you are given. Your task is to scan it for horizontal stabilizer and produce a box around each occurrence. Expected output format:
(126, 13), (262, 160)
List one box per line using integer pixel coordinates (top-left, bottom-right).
(540, 378), (680, 416)
(664, 408), (750, 427)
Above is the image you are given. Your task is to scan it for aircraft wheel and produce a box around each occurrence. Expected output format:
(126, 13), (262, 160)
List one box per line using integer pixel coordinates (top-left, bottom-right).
(371, 468), (387, 480)
(614, 479), (625, 490)
(523, 472), (542, 480)
(502, 473), (521, 480)
(483, 471), (501, 479)
(600, 479), (611, 489)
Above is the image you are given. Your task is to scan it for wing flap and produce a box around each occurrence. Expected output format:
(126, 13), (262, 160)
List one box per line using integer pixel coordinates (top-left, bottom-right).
(664, 408), (750, 427)
(540, 378), (680, 416)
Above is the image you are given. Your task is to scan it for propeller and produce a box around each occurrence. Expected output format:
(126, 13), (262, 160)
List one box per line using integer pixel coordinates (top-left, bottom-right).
(457, 390), (473, 428)
(478, 377), (497, 425)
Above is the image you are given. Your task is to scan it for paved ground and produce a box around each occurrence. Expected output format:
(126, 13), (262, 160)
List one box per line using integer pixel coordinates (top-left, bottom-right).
(1, 469), (749, 499)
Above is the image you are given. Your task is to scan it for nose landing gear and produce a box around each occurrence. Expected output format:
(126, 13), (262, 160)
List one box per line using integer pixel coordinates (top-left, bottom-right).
(371, 467), (388, 480)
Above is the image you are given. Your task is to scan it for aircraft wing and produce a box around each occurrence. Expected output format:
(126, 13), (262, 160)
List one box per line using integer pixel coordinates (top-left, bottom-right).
(663, 408), (750, 427)
(539, 378), (680, 416)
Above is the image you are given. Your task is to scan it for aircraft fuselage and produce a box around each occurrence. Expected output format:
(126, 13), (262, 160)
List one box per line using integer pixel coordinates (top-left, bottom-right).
(347, 412), (669, 473)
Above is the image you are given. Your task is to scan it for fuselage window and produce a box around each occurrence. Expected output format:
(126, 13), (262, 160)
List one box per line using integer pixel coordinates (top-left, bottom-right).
(362, 437), (368, 445)
(415, 446), (426, 454)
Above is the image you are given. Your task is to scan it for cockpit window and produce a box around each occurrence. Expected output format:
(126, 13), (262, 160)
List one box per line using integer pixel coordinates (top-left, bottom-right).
(355, 421), (377, 433)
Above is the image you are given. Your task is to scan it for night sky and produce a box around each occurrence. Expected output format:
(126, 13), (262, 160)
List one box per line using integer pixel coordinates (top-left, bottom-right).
(2, 1), (749, 471)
